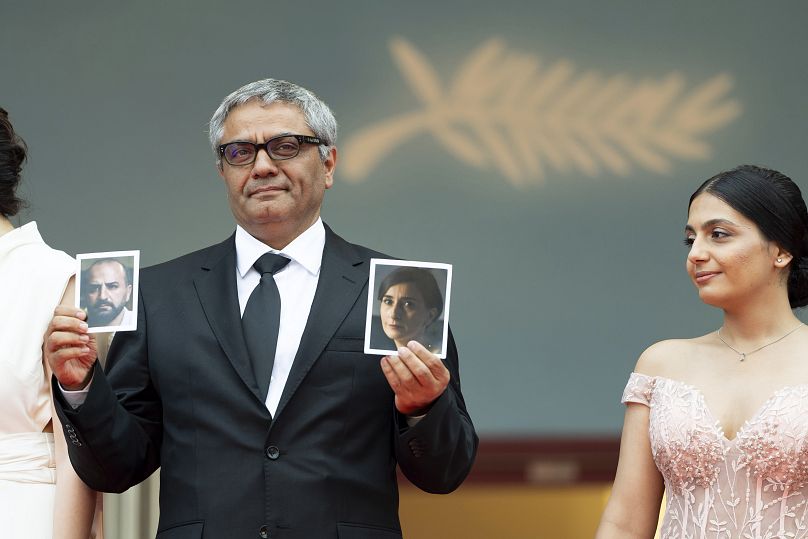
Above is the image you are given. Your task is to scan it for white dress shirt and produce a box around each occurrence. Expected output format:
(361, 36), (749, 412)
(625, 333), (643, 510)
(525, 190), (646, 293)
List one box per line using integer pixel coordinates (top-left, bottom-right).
(235, 219), (324, 416)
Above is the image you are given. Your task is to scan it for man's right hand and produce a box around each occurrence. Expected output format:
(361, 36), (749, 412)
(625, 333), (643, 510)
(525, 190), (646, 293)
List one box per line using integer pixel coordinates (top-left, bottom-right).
(45, 306), (98, 391)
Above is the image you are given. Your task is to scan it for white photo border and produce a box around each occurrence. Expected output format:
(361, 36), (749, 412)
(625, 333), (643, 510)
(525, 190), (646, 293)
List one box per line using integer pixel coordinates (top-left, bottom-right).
(364, 259), (453, 359)
(76, 250), (140, 334)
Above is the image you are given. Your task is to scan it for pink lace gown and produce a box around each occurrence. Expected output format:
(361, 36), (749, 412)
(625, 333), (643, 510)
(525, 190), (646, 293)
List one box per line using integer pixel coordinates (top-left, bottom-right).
(623, 373), (808, 539)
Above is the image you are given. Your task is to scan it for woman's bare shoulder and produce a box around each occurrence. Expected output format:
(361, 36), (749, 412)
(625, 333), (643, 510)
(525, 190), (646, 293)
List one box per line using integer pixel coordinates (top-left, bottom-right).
(634, 333), (715, 378)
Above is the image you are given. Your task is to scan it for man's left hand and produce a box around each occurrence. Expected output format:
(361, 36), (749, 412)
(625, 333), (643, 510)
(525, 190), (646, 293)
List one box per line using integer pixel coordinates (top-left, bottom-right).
(380, 341), (450, 416)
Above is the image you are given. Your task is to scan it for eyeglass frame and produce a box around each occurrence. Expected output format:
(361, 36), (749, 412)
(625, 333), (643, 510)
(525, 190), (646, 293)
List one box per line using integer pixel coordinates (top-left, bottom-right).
(217, 134), (323, 166)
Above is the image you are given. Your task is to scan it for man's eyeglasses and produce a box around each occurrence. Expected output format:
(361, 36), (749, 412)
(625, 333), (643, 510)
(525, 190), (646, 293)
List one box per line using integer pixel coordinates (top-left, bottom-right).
(218, 134), (322, 166)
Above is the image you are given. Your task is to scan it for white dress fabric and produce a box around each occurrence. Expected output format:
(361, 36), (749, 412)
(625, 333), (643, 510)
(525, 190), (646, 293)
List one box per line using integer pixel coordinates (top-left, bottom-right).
(0, 222), (74, 538)
(623, 372), (808, 539)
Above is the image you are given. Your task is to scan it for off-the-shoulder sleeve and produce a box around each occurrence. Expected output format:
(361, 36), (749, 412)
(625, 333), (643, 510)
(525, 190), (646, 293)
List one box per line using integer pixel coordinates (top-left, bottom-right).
(621, 372), (655, 406)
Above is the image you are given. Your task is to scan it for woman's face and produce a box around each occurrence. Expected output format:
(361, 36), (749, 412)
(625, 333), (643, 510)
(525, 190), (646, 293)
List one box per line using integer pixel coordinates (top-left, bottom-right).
(380, 282), (438, 347)
(685, 193), (789, 308)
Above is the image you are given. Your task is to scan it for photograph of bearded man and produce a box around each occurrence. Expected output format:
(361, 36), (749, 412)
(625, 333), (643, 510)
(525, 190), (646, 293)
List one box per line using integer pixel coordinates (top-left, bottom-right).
(79, 254), (137, 330)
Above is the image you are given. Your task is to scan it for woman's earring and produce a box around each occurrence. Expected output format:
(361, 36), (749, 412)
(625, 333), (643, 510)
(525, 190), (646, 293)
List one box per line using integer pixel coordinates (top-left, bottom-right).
(777, 258), (783, 263)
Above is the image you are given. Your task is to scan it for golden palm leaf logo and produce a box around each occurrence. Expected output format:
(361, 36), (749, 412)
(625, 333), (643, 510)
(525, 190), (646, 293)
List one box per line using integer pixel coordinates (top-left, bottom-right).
(342, 37), (742, 185)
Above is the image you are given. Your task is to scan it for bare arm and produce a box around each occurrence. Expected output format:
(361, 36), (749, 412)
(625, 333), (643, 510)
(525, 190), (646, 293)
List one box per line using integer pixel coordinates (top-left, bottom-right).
(48, 277), (99, 538)
(595, 402), (664, 539)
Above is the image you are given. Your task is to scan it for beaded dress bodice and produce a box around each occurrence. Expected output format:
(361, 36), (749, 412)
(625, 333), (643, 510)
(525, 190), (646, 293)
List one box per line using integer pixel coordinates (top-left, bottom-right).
(623, 373), (808, 539)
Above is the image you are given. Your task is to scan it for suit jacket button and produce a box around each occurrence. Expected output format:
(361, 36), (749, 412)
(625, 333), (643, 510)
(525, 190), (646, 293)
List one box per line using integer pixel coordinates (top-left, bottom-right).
(265, 446), (280, 460)
(259, 525), (269, 538)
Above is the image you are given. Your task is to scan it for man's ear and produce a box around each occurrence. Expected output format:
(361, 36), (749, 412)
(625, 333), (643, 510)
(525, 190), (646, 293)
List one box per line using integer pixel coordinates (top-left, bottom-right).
(323, 146), (337, 189)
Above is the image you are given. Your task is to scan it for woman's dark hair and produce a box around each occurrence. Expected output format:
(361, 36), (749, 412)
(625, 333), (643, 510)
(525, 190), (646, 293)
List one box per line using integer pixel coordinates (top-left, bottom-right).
(0, 108), (27, 217)
(689, 164), (808, 308)
(377, 267), (444, 318)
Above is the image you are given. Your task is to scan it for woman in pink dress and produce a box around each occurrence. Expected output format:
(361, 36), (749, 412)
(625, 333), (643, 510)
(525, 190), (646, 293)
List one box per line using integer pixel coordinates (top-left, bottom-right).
(597, 165), (808, 539)
(0, 108), (98, 537)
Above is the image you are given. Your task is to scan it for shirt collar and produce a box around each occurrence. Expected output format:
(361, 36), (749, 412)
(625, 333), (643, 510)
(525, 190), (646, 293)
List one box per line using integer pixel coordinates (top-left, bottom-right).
(235, 218), (325, 278)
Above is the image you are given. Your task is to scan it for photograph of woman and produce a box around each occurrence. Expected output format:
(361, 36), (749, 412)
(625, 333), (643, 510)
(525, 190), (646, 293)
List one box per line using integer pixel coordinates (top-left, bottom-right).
(366, 263), (450, 357)
(0, 108), (99, 538)
(596, 165), (808, 538)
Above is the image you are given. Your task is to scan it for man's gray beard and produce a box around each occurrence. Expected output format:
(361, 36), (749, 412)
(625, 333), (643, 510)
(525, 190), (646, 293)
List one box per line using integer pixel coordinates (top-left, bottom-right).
(89, 303), (125, 326)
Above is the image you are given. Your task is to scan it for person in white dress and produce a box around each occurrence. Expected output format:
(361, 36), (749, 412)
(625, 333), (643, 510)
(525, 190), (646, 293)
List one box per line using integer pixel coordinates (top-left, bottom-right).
(0, 108), (97, 538)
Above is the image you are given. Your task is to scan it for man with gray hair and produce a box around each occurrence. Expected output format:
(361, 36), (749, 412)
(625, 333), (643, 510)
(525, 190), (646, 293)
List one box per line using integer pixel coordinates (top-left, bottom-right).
(46, 79), (477, 539)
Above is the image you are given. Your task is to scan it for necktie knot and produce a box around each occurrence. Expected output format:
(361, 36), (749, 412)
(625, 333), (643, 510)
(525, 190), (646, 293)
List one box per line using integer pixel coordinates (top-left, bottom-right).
(254, 252), (290, 276)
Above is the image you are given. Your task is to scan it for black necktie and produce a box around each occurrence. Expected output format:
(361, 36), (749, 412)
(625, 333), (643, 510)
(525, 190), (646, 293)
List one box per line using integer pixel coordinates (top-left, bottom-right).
(242, 252), (291, 402)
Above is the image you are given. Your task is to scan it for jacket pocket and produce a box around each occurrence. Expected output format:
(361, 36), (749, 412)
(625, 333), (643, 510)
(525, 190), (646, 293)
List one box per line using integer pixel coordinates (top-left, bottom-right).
(337, 522), (402, 538)
(325, 336), (365, 353)
(156, 520), (204, 538)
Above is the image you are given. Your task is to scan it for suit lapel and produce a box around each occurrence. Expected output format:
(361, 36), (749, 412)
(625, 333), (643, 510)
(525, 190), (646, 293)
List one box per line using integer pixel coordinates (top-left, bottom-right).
(193, 235), (264, 405)
(273, 226), (368, 420)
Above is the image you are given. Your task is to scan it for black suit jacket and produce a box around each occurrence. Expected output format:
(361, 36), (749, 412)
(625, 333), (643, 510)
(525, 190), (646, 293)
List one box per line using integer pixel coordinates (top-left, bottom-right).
(54, 225), (477, 539)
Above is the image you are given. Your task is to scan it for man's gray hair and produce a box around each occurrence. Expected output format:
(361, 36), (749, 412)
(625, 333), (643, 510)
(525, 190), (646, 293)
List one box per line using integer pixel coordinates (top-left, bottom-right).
(208, 79), (338, 166)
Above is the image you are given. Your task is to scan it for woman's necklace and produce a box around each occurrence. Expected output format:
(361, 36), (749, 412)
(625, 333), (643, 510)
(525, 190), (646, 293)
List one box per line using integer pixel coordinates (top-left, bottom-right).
(717, 323), (804, 361)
